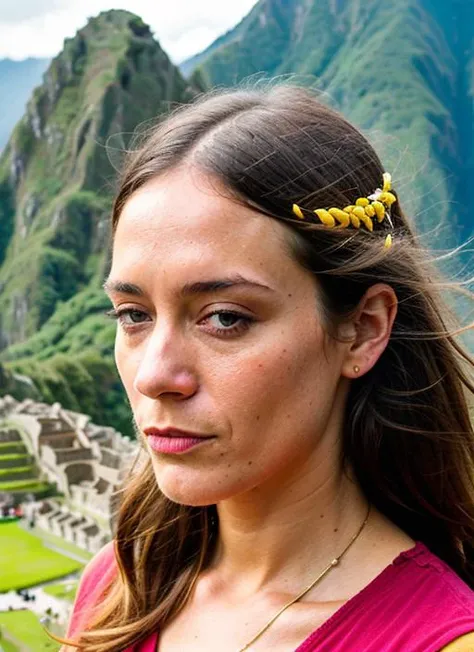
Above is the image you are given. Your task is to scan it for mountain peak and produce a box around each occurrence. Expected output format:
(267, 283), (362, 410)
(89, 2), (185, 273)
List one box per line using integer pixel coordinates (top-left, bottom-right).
(78, 9), (153, 38)
(0, 11), (192, 350)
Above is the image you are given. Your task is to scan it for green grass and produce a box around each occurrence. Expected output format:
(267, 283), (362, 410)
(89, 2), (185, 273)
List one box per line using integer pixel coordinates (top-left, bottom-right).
(0, 638), (18, 652)
(0, 522), (83, 592)
(0, 446), (27, 457)
(0, 454), (30, 462)
(31, 527), (93, 563)
(0, 466), (34, 476)
(0, 479), (50, 492)
(43, 580), (78, 602)
(0, 610), (59, 651)
(0, 442), (24, 448)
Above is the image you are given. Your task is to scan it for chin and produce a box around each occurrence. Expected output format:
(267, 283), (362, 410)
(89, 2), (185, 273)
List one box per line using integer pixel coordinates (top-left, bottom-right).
(151, 462), (249, 507)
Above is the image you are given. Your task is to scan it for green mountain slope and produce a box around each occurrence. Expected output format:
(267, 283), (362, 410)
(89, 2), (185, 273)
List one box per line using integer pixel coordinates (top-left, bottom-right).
(0, 58), (50, 151)
(0, 11), (194, 435)
(184, 0), (474, 247)
(0, 10), (191, 348)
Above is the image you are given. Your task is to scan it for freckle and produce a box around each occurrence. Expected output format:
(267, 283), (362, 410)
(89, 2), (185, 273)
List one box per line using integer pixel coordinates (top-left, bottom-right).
(258, 364), (263, 368)
(334, 528), (338, 533)
(227, 464), (231, 468)
(248, 461), (253, 466)
(320, 514), (325, 519)
(283, 349), (287, 353)
(288, 293), (292, 298)
(256, 415), (260, 421)
(220, 452), (225, 457)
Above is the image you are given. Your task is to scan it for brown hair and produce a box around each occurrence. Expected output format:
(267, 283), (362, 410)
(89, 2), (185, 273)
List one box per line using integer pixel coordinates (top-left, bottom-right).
(64, 85), (474, 651)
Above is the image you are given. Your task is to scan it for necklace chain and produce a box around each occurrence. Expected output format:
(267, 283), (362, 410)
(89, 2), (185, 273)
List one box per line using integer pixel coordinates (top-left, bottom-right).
(237, 505), (371, 652)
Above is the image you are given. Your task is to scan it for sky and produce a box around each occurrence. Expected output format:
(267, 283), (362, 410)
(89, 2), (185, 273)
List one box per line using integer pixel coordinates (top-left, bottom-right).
(0, 0), (257, 63)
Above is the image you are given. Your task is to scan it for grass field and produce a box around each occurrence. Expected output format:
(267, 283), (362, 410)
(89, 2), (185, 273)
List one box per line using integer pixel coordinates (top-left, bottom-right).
(0, 444), (27, 455)
(0, 638), (17, 652)
(0, 466), (34, 476)
(43, 580), (78, 602)
(0, 454), (30, 462)
(0, 522), (83, 592)
(0, 479), (50, 492)
(0, 610), (60, 651)
(31, 527), (93, 563)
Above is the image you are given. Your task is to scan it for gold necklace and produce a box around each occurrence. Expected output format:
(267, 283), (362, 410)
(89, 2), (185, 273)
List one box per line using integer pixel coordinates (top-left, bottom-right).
(237, 505), (371, 652)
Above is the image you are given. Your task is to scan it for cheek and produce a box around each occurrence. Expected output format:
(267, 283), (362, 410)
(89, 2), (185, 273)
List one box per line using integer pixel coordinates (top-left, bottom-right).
(226, 333), (335, 442)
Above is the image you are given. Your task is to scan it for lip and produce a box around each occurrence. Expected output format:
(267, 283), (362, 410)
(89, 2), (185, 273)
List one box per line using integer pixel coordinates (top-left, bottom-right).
(143, 427), (215, 455)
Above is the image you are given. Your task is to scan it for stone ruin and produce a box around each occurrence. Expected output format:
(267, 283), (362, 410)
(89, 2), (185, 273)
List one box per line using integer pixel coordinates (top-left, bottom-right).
(0, 395), (138, 553)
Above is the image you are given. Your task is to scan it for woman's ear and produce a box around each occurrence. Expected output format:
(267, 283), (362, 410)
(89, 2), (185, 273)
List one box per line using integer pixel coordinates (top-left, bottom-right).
(341, 284), (398, 379)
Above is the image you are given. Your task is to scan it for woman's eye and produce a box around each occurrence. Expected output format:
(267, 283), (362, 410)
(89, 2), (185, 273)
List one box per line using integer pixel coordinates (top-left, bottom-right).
(200, 310), (254, 337)
(211, 313), (240, 328)
(106, 308), (150, 328)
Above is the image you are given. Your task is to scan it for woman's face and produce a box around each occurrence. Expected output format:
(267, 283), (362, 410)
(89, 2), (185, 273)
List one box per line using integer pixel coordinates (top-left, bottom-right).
(107, 166), (351, 506)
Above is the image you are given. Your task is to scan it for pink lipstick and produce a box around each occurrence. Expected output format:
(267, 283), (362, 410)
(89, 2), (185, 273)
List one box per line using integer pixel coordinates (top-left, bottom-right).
(143, 428), (214, 454)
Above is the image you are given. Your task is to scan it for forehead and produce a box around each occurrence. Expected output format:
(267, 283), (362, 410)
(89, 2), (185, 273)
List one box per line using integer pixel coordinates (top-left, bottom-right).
(111, 166), (305, 291)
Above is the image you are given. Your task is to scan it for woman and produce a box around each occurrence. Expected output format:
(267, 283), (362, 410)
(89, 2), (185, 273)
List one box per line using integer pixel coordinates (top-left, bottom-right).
(62, 86), (474, 651)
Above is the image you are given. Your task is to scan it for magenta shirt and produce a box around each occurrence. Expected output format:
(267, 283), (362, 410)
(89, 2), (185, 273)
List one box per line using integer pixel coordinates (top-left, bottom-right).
(68, 541), (474, 651)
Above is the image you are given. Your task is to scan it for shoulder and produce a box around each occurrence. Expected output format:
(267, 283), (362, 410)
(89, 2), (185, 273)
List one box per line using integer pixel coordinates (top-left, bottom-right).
(66, 540), (118, 640)
(314, 542), (474, 651)
(380, 542), (474, 649)
(394, 542), (474, 610)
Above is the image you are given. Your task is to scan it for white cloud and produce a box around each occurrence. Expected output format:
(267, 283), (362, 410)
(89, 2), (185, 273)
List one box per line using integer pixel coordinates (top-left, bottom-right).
(0, 0), (64, 23)
(0, 0), (257, 62)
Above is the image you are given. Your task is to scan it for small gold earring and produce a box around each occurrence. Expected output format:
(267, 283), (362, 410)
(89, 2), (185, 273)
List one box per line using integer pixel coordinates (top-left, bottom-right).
(353, 365), (360, 374)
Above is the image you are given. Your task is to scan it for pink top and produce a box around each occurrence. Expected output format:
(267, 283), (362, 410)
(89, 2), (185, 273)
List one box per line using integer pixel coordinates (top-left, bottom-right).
(68, 541), (474, 651)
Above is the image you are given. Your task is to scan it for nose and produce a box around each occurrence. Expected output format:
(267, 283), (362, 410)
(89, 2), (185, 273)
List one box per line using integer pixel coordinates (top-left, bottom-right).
(132, 324), (198, 401)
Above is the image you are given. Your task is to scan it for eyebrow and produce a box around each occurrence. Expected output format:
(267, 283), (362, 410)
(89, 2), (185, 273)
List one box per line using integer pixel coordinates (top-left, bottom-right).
(102, 275), (275, 298)
(103, 280), (144, 297)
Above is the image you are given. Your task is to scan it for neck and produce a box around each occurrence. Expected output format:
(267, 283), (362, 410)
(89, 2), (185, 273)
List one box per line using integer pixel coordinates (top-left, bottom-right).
(211, 446), (369, 594)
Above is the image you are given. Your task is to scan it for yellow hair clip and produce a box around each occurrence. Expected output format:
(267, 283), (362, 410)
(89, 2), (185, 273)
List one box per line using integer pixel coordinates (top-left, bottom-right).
(292, 173), (396, 248)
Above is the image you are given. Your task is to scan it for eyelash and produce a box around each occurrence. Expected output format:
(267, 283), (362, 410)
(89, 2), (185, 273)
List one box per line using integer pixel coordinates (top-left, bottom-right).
(105, 308), (254, 338)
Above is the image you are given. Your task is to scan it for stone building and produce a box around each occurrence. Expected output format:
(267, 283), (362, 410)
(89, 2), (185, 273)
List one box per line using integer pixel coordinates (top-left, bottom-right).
(0, 394), (137, 553)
